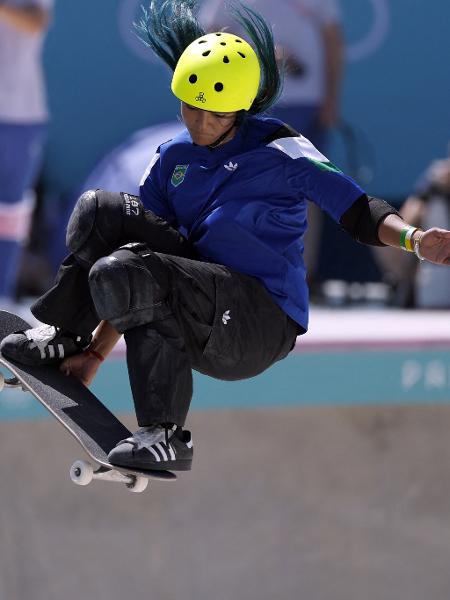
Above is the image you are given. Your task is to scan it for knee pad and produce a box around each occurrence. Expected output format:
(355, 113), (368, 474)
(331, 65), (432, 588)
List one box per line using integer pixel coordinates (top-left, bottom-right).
(88, 248), (170, 332)
(66, 190), (145, 268)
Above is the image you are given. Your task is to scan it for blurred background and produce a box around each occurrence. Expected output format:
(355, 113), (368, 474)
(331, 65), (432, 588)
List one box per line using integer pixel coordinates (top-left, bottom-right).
(1, 1), (450, 599)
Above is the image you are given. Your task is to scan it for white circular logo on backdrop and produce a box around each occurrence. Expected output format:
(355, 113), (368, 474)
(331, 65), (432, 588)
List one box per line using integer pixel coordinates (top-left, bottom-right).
(346, 0), (390, 62)
(119, 0), (390, 64)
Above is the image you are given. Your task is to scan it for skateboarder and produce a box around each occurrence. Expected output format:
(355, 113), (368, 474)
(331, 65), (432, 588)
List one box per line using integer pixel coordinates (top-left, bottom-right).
(2, 1), (450, 472)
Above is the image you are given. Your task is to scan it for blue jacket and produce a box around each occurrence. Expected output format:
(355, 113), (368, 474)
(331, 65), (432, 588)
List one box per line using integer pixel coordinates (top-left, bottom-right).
(140, 115), (364, 330)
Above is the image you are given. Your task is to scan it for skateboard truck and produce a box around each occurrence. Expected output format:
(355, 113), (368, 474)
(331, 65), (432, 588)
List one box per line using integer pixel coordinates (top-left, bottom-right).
(1, 370), (152, 493)
(69, 460), (149, 493)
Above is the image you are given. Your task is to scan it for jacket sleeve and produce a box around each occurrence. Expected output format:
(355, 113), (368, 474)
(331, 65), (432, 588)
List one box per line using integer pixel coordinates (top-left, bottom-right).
(284, 154), (364, 223)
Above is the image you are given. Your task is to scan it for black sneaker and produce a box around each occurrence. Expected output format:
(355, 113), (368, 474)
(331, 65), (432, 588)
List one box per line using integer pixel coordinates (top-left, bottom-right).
(0, 324), (92, 366)
(108, 425), (193, 471)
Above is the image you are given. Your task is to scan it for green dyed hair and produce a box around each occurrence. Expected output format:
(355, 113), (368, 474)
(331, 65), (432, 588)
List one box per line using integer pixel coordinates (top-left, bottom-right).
(135, 0), (283, 114)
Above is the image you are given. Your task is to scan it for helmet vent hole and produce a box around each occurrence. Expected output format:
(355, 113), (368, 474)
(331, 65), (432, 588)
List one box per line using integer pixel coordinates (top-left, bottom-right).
(235, 39), (242, 43)
(189, 74), (197, 84)
(220, 42), (226, 46)
(237, 52), (246, 58)
(214, 82), (224, 92)
(223, 56), (230, 63)
(202, 50), (211, 57)
(198, 40), (207, 44)
(216, 33), (222, 36)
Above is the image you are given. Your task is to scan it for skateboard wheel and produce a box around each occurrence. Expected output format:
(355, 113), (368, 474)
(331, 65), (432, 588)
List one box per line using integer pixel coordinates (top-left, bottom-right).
(70, 460), (94, 486)
(126, 475), (148, 493)
(0, 373), (4, 393)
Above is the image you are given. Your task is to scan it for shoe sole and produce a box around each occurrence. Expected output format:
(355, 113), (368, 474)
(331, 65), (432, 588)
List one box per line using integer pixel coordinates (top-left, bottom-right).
(109, 457), (192, 472)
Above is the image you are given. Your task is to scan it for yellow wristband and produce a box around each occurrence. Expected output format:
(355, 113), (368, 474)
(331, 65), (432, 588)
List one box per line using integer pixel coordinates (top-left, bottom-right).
(400, 227), (420, 252)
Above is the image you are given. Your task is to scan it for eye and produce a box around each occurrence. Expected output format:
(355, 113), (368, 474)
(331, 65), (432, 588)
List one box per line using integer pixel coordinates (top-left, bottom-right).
(214, 112), (233, 120)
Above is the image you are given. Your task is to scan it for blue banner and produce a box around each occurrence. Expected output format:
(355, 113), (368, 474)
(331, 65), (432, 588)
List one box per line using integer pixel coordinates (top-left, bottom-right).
(1, 349), (450, 421)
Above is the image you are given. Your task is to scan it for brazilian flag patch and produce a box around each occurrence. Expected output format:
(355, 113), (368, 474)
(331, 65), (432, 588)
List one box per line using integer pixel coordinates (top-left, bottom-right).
(308, 158), (342, 174)
(171, 164), (189, 187)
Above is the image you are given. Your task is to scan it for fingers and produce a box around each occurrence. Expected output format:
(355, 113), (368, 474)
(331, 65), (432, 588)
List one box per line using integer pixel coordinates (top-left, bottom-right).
(431, 228), (450, 238)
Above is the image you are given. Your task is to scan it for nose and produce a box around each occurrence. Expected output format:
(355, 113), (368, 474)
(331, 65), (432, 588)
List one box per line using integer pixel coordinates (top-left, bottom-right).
(193, 110), (213, 132)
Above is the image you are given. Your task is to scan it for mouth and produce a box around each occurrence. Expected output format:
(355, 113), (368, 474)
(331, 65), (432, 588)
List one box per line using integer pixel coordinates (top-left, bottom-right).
(190, 129), (209, 137)
(189, 131), (213, 145)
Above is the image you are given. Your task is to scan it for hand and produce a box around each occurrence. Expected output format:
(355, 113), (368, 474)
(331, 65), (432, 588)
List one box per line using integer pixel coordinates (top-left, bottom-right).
(417, 228), (450, 265)
(59, 351), (101, 386)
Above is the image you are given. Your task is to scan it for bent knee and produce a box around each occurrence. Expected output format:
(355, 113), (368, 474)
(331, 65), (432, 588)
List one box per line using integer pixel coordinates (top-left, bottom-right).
(66, 189), (129, 268)
(88, 255), (131, 322)
(88, 250), (169, 330)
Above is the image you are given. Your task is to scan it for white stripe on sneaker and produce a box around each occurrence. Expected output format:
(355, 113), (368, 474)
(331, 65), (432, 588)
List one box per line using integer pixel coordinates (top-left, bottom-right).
(155, 443), (169, 461)
(148, 446), (161, 462)
(34, 344), (45, 360)
(58, 344), (64, 359)
(168, 444), (176, 461)
(48, 345), (55, 359)
(186, 440), (193, 449)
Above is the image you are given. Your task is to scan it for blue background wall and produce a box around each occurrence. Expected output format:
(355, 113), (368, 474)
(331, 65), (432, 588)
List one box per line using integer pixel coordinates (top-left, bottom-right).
(2, 347), (450, 421)
(42, 0), (450, 200)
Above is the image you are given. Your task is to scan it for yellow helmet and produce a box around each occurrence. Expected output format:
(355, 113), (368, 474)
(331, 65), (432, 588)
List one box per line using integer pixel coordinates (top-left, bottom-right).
(171, 32), (260, 113)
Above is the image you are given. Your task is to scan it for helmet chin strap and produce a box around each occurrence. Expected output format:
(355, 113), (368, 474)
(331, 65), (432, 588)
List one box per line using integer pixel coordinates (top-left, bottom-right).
(207, 110), (247, 149)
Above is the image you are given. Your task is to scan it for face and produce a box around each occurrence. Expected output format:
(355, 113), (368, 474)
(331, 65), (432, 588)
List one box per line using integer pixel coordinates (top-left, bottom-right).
(181, 102), (237, 146)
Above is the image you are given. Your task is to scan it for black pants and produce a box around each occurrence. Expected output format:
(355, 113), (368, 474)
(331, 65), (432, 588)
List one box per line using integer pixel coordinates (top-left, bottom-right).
(32, 217), (299, 428)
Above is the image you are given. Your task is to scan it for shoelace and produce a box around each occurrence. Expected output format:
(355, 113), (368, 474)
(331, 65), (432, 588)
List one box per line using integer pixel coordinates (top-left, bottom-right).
(165, 425), (171, 449)
(25, 324), (58, 344)
(25, 324), (59, 357)
(116, 425), (175, 452)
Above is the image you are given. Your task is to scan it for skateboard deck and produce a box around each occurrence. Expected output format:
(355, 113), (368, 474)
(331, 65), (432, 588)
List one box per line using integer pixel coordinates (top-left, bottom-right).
(0, 311), (176, 492)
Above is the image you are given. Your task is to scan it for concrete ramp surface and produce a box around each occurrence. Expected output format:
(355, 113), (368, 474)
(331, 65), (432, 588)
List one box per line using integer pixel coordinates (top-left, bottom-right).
(1, 405), (450, 600)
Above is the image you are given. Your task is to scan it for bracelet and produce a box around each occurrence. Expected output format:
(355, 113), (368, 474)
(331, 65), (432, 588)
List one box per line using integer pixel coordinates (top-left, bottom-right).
(86, 348), (105, 362)
(414, 231), (425, 261)
(400, 227), (420, 252)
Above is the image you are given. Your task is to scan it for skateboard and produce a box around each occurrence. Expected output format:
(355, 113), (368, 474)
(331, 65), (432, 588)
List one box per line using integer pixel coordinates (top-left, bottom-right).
(0, 311), (176, 493)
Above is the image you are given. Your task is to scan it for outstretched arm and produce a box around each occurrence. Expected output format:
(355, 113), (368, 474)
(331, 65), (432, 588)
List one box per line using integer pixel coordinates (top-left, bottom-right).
(378, 213), (450, 265)
(340, 194), (450, 265)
